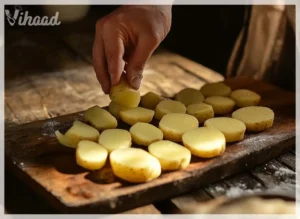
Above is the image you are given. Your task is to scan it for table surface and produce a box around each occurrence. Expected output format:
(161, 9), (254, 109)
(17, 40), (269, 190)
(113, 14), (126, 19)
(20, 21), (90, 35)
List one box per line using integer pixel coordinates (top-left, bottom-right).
(5, 21), (296, 214)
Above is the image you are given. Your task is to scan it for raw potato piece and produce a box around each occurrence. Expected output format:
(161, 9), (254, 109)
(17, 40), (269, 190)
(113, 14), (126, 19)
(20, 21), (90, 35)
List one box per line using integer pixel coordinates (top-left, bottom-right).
(109, 75), (141, 108)
(159, 113), (199, 142)
(187, 103), (214, 123)
(230, 89), (261, 107)
(175, 88), (204, 106)
(76, 140), (108, 170)
(148, 140), (191, 170)
(204, 96), (235, 114)
(141, 92), (164, 109)
(204, 117), (246, 142)
(130, 122), (163, 146)
(120, 107), (154, 125)
(55, 130), (77, 148)
(110, 148), (161, 183)
(200, 82), (232, 97)
(232, 106), (275, 132)
(84, 105), (117, 131)
(182, 127), (226, 158)
(155, 99), (186, 120)
(64, 121), (100, 147)
(108, 101), (131, 119)
(98, 129), (132, 153)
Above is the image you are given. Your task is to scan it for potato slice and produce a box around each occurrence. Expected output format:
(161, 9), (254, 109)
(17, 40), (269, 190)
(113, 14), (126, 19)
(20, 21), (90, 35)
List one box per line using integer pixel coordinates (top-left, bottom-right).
(182, 127), (226, 158)
(204, 117), (246, 142)
(232, 106), (275, 132)
(148, 140), (191, 171)
(109, 75), (140, 108)
(98, 129), (132, 153)
(204, 96), (235, 114)
(84, 105), (117, 131)
(130, 122), (163, 146)
(110, 148), (161, 183)
(175, 88), (205, 106)
(155, 99), (186, 120)
(76, 140), (108, 170)
(187, 103), (214, 123)
(64, 121), (100, 147)
(141, 91), (164, 109)
(55, 130), (77, 148)
(159, 113), (199, 142)
(230, 89), (261, 107)
(108, 101), (131, 119)
(120, 107), (154, 125)
(200, 82), (232, 97)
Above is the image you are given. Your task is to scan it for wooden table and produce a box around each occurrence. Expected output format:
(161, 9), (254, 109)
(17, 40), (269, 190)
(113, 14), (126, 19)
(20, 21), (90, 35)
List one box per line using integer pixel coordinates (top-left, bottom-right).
(5, 26), (296, 214)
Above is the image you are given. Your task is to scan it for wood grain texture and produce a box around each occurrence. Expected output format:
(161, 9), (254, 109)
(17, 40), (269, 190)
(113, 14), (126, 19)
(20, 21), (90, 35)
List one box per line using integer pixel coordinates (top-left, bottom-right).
(5, 77), (295, 213)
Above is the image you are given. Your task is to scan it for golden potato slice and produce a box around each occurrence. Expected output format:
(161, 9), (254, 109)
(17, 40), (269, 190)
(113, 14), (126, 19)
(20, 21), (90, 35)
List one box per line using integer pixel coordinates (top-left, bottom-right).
(159, 113), (199, 142)
(110, 148), (161, 183)
(204, 96), (235, 114)
(84, 105), (117, 131)
(232, 106), (275, 132)
(204, 117), (246, 142)
(182, 127), (226, 158)
(55, 130), (77, 148)
(200, 82), (232, 97)
(108, 101), (131, 119)
(148, 140), (191, 171)
(109, 75), (140, 108)
(230, 89), (261, 107)
(119, 107), (154, 125)
(141, 91), (164, 109)
(76, 140), (108, 170)
(186, 103), (214, 123)
(98, 129), (132, 153)
(155, 99), (186, 120)
(64, 121), (100, 147)
(129, 122), (163, 146)
(175, 88), (205, 106)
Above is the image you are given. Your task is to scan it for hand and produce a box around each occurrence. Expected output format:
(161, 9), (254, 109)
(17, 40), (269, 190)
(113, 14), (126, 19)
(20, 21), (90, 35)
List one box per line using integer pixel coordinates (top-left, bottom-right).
(93, 5), (172, 94)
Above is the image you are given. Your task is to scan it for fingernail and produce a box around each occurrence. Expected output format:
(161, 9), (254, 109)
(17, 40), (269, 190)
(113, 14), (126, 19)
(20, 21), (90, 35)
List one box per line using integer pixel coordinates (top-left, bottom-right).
(131, 75), (141, 89)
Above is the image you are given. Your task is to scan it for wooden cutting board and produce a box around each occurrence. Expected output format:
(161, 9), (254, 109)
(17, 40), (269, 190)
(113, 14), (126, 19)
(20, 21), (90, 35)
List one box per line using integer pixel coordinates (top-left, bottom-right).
(5, 77), (295, 214)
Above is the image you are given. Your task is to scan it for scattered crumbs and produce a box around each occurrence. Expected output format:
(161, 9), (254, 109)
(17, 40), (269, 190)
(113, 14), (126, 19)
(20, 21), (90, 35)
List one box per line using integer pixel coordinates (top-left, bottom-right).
(19, 162), (24, 167)
(274, 167), (295, 177)
(109, 200), (117, 209)
(213, 186), (225, 193)
(41, 121), (60, 137)
(13, 160), (16, 165)
(225, 187), (262, 198)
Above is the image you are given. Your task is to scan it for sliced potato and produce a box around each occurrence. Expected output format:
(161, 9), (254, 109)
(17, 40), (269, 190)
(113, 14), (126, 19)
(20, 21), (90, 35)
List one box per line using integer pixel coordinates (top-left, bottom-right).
(129, 122), (163, 146)
(159, 113), (199, 142)
(98, 129), (132, 153)
(76, 140), (108, 170)
(64, 121), (100, 147)
(84, 105), (117, 131)
(108, 101), (131, 119)
(119, 107), (154, 125)
(155, 99), (186, 120)
(182, 127), (226, 158)
(148, 140), (191, 170)
(109, 74), (140, 108)
(204, 117), (246, 142)
(141, 91), (164, 109)
(232, 106), (275, 132)
(110, 148), (161, 183)
(200, 82), (232, 97)
(55, 130), (77, 148)
(175, 88), (204, 106)
(204, 96), (235, 114)
(186, 103), (214, 123)
(230, 89), (261, 107)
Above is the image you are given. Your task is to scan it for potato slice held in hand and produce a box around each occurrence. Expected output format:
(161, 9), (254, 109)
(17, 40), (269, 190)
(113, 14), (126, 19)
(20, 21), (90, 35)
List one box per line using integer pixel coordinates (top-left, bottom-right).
(76, 140), (108, 170)
(182, 127), (226, 158)
(204, 117), (246, 142)
(84, 105), (117, 131)
(200, 82), (232, 97)
(98, 129), (132, 153)
(155, 99), (186, 120)
(148, 140), (191, 171)
(159, 113), (199, 142)
(175, 88), (204, 106)
(204, 96), (235, 114)
(110, 148), (161, 183)
(120, 107), (154, 125)
(109, 75), (141, 108)
(187, 103), (214, 123)
(108, 101), (131, 119)
(130, 122), (163, 146)
(230, 89), (261, 107)
(232, 106), (275, 132)
(141, 91), (164, 109)
(55, 130), (77, 148)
